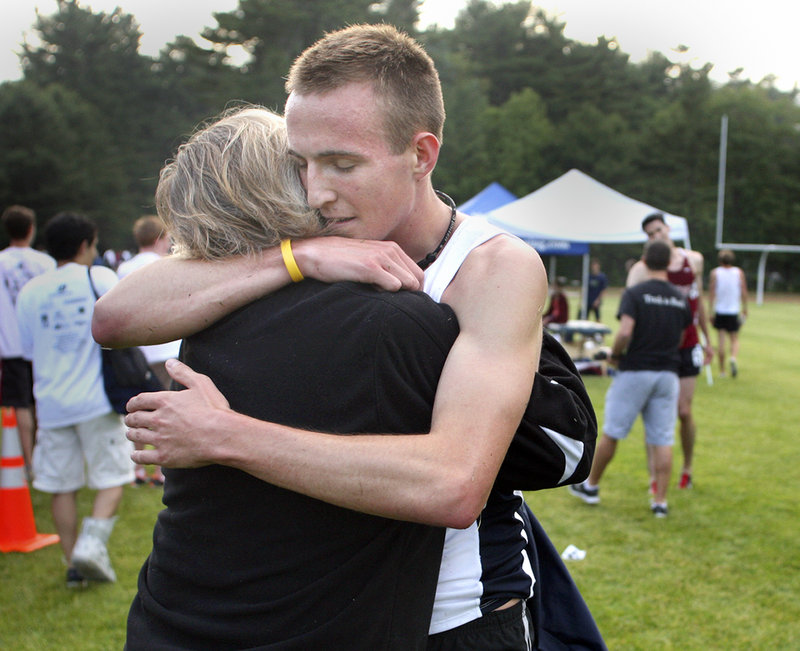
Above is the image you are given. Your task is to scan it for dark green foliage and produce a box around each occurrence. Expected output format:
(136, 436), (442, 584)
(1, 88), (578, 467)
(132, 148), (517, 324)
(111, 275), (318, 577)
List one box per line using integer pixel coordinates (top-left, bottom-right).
(482, 87), (553, 195)
(14, 1), (169, 241)
(200, 0), (421, 107)
(0, 0), (797, 287)
(0, 81), (127, 246)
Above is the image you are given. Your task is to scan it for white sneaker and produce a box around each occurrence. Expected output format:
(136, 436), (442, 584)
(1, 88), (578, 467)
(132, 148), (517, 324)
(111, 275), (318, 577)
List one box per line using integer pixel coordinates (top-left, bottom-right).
(71, 517), (117, 582)
(71, 533), (116, 582)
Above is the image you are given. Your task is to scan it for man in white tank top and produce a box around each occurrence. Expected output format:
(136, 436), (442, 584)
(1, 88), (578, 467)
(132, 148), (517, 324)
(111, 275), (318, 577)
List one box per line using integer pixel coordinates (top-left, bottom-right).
(95, 25), (602, 649)
(708, 249), (748, 377)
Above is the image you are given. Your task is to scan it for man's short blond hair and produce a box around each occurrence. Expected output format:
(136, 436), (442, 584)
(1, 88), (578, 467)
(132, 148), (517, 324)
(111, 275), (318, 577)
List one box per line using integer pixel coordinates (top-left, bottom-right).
(132, 215), (165, 248)
(286, 24), (445, 153)
(156, 106), (323, 260)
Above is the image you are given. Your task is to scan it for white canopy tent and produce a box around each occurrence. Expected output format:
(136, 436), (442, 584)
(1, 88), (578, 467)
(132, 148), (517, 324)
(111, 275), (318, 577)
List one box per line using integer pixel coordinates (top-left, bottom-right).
(458, 182), (589, 256)
(487, 169), (692, 316)
(488, 169), (690, 245)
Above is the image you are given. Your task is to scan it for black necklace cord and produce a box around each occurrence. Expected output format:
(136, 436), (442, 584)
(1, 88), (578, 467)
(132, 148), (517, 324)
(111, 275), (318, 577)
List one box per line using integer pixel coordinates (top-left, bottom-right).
(418, 190), (457, 270)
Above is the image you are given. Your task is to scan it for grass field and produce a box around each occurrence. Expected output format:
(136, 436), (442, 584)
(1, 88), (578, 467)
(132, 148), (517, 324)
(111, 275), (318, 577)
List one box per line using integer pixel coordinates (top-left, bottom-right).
(1, 291), (798, 649)
(530, 289), (800, 650)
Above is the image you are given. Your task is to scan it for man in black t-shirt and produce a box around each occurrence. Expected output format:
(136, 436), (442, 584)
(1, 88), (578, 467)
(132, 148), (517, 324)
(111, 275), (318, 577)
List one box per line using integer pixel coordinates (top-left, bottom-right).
(570, 240), (691, 517)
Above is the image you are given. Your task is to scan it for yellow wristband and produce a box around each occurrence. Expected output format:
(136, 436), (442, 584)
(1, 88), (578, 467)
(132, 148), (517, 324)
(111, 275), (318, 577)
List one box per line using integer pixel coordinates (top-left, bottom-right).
(280, 239), (304, 282)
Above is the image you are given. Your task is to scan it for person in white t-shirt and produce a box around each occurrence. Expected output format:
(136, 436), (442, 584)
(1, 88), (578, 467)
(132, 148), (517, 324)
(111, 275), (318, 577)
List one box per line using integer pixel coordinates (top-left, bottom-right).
(16, 212), (134, 589)
(117, 216), (180, 485)
(0, 205), (56, 475)
(708, 249), (748, 377)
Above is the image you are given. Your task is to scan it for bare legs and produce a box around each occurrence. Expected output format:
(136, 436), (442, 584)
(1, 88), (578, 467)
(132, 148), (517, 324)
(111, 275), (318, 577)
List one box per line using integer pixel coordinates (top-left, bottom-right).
(588, 434), (617, 486)
(51, 485), (123, 563)
(52, 491), (79, 562)
(15, 407), (35, 476)
(716, 328), (740, 376)
(651, 445), (673, 504)
(716, 328), (728, 375)
(677, 376), (697, 478)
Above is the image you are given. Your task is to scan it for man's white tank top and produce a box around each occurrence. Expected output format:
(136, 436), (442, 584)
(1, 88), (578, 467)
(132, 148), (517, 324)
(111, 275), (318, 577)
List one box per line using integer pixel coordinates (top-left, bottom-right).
(422, 216), (512, 634)
(713, 266), (741, 314)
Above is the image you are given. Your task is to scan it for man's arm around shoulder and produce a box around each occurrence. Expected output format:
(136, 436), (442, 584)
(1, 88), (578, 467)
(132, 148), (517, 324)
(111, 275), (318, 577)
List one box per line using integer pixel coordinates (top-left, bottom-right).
(432, 235), (547, 521)
(126, 235), (547, 529)
(92, 238), (423, 347)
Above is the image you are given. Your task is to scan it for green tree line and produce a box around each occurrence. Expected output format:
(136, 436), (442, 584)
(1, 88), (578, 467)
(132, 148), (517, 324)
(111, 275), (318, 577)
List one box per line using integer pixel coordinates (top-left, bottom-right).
(1, 0), (798, 288)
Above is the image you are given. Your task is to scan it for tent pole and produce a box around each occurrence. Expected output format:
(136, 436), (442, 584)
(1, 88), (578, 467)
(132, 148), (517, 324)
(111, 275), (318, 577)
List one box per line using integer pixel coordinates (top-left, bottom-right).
(580, 253), (590, 319)
(715, 114), (728, 249)
(757, 249), (769, 305)
(548, 255), (557, 284)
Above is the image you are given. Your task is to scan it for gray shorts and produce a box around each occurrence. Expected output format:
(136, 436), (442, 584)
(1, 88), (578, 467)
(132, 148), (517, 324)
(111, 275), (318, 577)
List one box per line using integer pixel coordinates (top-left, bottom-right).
(604, 370), (679, 446)
(32, 411), (134, 493)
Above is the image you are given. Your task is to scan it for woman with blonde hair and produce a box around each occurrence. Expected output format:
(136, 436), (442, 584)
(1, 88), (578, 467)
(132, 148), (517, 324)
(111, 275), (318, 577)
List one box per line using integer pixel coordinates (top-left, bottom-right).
(156, 105), (323, 260)
(125, 106), (459, 648)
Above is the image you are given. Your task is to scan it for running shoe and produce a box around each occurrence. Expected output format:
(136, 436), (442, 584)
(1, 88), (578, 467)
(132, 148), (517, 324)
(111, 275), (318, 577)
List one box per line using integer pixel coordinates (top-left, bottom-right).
(679, 472), (693, 490)
(71, 534), (116, 582)
(568, 481), (600, 505)
(730, 359), (738, 378)
(66, 567), (88, 589)
(650, 503), (668, 518)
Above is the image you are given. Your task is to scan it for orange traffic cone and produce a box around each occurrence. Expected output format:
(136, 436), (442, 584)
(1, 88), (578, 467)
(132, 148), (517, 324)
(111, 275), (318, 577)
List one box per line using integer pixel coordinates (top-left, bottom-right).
(0, 407), (59, 552)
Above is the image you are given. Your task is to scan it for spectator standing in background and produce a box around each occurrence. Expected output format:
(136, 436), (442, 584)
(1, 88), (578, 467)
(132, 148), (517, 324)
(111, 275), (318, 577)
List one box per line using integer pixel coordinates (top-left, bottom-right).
(543, 276), (569, 326)
(117, 216), (180, 486)
(0, 205), (56, 476)
(627, 212), (712, 491)
(570, 240), (691, 517)
(708, 249), (748, 378)
(583, 258), (608, 321)
(16, 212), (133, 588)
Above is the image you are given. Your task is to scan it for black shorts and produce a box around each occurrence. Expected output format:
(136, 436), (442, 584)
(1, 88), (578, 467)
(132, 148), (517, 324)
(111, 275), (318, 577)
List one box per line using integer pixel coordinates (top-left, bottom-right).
(713, 313), (741, 332)
(0, 358), (34, 408)
(677, 346), (702, 378)
(427, 601), (531, 651)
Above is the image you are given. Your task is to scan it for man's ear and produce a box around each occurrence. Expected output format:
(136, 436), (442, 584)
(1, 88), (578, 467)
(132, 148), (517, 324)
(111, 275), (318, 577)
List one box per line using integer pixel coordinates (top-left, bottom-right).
(411, 132), (440, 180)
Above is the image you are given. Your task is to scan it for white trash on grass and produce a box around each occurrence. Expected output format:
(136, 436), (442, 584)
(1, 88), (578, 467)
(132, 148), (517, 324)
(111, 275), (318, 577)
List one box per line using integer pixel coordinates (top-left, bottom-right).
(561, 544), (586, 561)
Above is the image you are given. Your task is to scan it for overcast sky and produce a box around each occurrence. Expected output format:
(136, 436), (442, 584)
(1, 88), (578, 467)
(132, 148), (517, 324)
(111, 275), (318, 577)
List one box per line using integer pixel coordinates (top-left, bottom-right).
(2, 0), (799, 91)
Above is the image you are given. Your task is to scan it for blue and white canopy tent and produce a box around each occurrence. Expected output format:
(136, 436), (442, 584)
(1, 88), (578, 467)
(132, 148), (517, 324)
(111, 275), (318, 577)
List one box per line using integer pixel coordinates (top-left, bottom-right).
(458, 182), (589, 257)
(487, 169), (689, 245)
(486, 169), (690, 316)
(458, 181), (517, 215)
